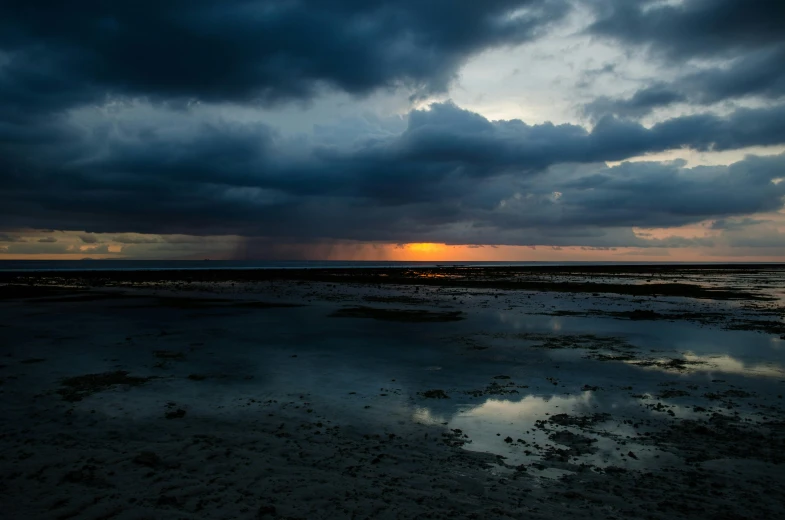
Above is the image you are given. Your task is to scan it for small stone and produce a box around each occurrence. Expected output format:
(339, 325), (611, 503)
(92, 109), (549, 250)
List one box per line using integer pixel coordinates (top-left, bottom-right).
(165, 409), (186, 419)
(257, 505), (276, 517)
(133, 451), (162, 468)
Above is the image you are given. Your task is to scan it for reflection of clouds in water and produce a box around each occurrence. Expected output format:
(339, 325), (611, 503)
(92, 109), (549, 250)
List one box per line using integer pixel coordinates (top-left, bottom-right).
(413, 392), (596, 435)
(414, 393), (597, 459)
(496, 311), (526, 330)
(628, 352), (784, 377)
(497, 311), (562, 332)
(412, 407), (448, 426)
(413, 392), (677, 469)
(457, 392), (595, 422)
(684, 353), (785, 377)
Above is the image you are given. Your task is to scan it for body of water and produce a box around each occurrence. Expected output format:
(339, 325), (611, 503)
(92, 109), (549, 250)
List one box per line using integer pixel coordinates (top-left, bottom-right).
(0, 259), (775, 272)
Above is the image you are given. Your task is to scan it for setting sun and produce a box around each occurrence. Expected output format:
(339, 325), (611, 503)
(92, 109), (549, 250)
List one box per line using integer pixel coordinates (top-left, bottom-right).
(404, 243), (446, 254)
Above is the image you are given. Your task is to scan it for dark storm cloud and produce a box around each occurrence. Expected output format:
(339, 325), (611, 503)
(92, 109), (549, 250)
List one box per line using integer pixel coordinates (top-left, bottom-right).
(3, 0), (785, 253)
(585, 1), (785, 117)
(709, 218), (769, 231)
(549, 155), (785, 229)
(0, 0), (568, 116)
(112, 235), (164, 245)
(584, 84), (685, 120)
(0, 0), (573, 226)
(78, 233), (99, 244)
(674, 46), (785, 104)
(588, 0), (785, 59)
(2, 101), (785, 246)
(394, 101), (785, 172)
(585, 47), (785, 119)
(723, 228), (785, 248)
(1, 244), (71, 255)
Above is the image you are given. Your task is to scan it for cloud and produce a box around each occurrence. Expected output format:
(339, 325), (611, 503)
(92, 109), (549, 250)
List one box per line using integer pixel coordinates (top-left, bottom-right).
(1, 101), (785, 249)
(37, 236), (57, 243)
(584, 1), (785, 117)
(78, 233), (99, 243)
(584, 84), (686, 120)
(588, 0), (785, 61)
(724, 228), (785, 248)
(584, 47), (785, 118)
(707, 216), (785, 249)
(673, 46), (785, 105)
(79, 244), (112, 254)
(112, 235), (164, 245)
(0, 0), (569, 120)
(2, 1), (783, 257)
(0, 242), (71, 255)
(709, 217), (769, 230)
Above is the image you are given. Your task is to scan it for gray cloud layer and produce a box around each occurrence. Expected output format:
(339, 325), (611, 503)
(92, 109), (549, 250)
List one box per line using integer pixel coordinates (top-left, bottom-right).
(2, 1), (785, 251)
(0, 0), (567, 118)
(586, 0), (785, 118)
(2, 101), (784, 246)
(589, 0), (785, 59)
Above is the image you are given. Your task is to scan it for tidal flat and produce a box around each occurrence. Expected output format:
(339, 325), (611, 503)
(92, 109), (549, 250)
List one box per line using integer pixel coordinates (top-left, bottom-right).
(0, 265), (784, 519)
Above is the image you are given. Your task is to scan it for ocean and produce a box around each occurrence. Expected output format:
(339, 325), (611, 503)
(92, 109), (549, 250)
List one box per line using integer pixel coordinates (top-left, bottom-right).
(0, 259), (755, 272)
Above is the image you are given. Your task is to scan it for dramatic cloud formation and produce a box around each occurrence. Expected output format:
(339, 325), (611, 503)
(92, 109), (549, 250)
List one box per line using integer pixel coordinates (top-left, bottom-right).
(589, 0), (785, 58)
(0, 0), (567, 113)
(1, 0), (784, 259)
(586, 0), (785, 117)
(3, 101), (784, 245)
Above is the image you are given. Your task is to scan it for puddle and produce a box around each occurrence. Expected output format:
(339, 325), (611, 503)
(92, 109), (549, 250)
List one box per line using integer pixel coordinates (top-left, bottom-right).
(414, 392), (682, 470)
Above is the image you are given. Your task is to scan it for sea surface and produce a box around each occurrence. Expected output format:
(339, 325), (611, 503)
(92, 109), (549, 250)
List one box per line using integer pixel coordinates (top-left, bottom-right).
(0, 259), (778, 272)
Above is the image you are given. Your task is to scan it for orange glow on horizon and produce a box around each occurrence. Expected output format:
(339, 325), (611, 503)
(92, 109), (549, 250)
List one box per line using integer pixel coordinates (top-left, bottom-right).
(1, 228), (785, 262)
(403, 243), (447, 255)
(0, 254), (119, 260)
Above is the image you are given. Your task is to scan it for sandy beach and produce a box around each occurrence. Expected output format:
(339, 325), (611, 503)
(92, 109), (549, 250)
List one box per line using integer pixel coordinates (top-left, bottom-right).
(1, 265), (784, 519)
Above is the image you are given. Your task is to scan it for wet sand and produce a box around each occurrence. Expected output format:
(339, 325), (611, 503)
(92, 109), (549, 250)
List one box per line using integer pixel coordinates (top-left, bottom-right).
(1, 266), (784, 519)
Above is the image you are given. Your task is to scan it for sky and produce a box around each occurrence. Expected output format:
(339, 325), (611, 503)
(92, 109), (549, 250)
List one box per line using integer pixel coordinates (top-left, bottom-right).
(1, 0), (785, 261)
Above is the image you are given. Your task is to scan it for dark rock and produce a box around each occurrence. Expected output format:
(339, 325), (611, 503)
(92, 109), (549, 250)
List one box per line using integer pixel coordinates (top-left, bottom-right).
(157, 495), (180, 506)
(165, 409), (186, 419)
(257, 505), (277, 517)
(133, 451), (162, 468)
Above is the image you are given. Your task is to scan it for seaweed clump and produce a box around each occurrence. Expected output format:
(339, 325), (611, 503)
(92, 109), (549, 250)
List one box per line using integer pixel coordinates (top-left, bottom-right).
(330, 306), (464, 322)
(419, 389), (450, 399)
(153, 350), (186, 360)
(58, 371), (154, 402)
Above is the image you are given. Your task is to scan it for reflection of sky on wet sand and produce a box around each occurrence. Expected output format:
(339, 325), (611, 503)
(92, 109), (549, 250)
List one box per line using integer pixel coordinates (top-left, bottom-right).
(413, 392), (595, 428)
(488, 309), (785, 378)
(635, 353), (785, 377)
(413, 392), (681, 472)
(6, 282), (785, 480)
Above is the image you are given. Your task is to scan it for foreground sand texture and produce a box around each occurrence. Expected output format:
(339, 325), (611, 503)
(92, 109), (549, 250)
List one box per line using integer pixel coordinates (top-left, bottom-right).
(1, 265), (784, 519)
